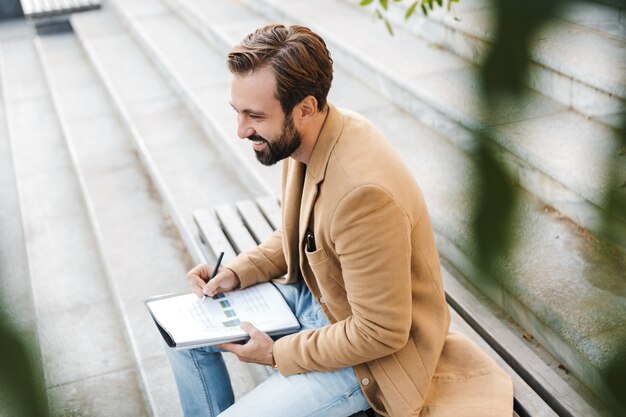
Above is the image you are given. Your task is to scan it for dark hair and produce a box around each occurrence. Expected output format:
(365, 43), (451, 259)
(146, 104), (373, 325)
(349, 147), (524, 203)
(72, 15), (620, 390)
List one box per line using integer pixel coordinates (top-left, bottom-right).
(227, 24), (333, 115)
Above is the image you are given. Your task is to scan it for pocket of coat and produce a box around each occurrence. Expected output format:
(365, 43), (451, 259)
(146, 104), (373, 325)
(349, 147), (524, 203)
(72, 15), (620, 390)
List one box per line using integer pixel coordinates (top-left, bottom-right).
(370, 354), (422, 412)
(304, 245), (328, 265)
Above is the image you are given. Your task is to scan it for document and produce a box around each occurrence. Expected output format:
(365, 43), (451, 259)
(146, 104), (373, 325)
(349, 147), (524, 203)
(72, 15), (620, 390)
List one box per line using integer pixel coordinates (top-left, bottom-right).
(145, 282), (300, 349)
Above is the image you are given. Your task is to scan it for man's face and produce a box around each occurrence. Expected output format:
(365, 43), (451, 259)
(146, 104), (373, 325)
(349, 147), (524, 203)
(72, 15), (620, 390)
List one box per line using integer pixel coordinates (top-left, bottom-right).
(230, 66), (302, 166)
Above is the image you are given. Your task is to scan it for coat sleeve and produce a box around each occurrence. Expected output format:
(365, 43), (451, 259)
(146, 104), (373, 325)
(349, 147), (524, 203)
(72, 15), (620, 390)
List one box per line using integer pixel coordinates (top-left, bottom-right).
(227, 228), (288, 288)
(273, 185), (416, 374)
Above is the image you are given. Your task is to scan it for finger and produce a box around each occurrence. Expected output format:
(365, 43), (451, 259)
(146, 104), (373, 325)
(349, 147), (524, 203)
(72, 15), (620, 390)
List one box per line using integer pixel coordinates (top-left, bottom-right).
(218, 342), (242, 354)
(187, 263), (210, 281)
(239, 322), (257, 336)
(203, 276), (227, 296)
(191, 284), (204, 298)
(189, 275), (206, 289)
(202, 279), (219, 296)
(187, 267), (208, 297)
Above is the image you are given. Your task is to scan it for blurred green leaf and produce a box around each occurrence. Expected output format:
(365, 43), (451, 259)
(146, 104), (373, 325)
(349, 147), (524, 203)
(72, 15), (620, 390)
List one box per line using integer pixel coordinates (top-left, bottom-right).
(380, 0), (389, 11)
(473, 142), (517, 271)
(600, 122), (626, 248)
(482, 0), (564, 96)
(405, 1), (419, 19)
(436, 0), (443, 7)
(606, 351), (626, 416)
(421, 3), (428, 15)
(428, 0), (435, 10)
(360, 0), (375, 6)
(0, 314), (49, 417)
(384, 17), (394, 35)
(375, 8), (384, 19)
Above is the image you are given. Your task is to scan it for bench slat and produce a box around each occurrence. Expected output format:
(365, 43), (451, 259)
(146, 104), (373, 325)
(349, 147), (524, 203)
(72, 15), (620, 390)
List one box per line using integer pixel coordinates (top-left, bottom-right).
(236, 200), (275, 243)
(441, 269), (603, 417)
(255, 196), (281, 230)
(215, 204), (258, 253)
(193, 209), (238, 264)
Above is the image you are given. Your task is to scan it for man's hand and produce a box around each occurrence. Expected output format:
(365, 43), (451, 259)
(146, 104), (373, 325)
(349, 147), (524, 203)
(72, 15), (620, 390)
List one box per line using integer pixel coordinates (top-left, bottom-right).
(187, 263), (241, 298)
(219, 322), (275, 366)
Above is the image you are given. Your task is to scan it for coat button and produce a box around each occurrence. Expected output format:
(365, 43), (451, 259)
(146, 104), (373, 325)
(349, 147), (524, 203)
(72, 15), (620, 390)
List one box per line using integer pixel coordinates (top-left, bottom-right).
(361, 377), (370, 386)
(319, 296), (326, 304)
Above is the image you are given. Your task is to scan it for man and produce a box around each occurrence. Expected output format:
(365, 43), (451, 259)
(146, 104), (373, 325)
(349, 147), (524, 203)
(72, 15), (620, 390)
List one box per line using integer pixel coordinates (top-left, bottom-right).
(166, 24), (513, 417)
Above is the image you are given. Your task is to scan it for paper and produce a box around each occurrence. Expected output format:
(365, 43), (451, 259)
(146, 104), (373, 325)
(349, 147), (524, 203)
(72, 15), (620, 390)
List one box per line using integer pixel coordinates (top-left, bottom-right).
(146, 282), (300, 349)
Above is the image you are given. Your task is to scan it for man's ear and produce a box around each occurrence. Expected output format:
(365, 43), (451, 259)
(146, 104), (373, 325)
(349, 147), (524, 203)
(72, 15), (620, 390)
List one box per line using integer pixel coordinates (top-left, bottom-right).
(295, 96), (318, 122)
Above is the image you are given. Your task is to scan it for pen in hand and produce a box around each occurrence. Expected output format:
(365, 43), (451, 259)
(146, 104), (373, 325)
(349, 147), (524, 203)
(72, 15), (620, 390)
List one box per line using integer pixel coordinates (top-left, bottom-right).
(202, 251), (224, 304)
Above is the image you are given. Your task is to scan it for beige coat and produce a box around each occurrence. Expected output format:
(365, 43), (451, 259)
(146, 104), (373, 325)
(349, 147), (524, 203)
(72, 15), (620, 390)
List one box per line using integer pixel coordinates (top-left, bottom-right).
(229, 104), (513, 417)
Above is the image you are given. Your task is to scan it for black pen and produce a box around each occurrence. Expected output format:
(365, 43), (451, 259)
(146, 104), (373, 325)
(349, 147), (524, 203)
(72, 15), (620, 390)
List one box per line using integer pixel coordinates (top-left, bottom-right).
(202, 251), (224, 304)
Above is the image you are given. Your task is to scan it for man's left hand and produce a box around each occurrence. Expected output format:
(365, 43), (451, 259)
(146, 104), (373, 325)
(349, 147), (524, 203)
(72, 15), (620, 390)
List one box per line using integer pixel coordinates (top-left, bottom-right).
(219, 322), (275, 366)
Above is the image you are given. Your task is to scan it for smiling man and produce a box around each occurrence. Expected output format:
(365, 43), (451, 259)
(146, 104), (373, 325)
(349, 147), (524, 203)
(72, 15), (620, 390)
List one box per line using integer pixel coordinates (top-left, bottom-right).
(164, 24), (513, 417)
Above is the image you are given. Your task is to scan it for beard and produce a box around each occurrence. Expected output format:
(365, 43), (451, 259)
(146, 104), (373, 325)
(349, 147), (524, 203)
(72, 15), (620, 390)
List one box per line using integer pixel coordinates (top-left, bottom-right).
(249, 114), (302, 166)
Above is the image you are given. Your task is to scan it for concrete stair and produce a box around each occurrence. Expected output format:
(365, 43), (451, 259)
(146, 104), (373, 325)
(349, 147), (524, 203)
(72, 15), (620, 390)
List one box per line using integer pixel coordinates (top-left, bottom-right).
(0, 0), (623, 415)
(0, 22), (43, 417)
(352, 0), (626, 127)
(0, 25), (147, 415)
(0, 4), (261, 416)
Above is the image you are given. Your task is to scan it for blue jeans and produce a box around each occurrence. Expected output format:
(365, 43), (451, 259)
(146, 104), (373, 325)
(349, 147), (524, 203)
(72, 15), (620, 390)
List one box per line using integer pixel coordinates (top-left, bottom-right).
(164, 280), (370, 417)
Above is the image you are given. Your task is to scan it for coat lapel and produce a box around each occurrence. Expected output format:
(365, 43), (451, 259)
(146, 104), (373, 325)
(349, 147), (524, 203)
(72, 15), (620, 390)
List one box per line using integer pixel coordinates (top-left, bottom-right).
(280, 104), (344, 282)
(282, 159), (305, 282)
(298, 103), (344, 241)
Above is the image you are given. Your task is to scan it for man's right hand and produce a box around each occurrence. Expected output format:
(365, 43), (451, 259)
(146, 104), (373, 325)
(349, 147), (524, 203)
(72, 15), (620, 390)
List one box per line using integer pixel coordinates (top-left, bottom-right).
(187, 263), (241, 298)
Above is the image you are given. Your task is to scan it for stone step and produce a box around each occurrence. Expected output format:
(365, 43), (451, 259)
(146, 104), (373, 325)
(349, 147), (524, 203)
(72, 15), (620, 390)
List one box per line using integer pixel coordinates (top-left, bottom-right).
(349, 0), (626, 126)
(0, 24), (147, 416)
(245, 0), (626, 249)
(70, 5), (264, 406)
(71, 7), (256, 263)
(0, 23), (45, 417)
(106, 0), (282, 198)
(123, 0), (624, 411)
(35, 30), (190, 417)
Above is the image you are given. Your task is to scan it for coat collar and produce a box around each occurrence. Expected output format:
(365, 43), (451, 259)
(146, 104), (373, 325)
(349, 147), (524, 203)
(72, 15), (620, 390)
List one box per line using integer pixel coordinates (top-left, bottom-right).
(298, 103), (343, 238)
(305, 102), (343, 185)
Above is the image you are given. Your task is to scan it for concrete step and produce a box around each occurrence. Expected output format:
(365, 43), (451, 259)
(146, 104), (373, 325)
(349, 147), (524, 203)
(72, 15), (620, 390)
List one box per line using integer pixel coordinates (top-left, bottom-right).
(0, 23), (45, 416)
(349, 0), (626, 126)
(245, 0), (626, 249)
(128, 0), (624, 411)
(35, 30), (190, 417)
(71, 7), (255, 262)
(69, 4), (265, 406)
(106, 0), (282, 198)
(0, 23), (147, 416)
(559, 0), (626, 40)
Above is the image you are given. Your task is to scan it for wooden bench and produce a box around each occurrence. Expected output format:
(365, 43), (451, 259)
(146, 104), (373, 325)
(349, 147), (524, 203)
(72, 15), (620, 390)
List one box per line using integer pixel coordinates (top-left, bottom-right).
(193, 197), (602, 417)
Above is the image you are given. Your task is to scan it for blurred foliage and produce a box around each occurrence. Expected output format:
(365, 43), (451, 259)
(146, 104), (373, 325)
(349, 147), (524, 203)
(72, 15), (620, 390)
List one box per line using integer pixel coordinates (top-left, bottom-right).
(472, 141), (516, 271)
(600, 118), (626, 247)
(475, 0), (565, 268)
(360, 0), (459, 35)
(482, 0), (564, 96)
(0, 311), (49, 417)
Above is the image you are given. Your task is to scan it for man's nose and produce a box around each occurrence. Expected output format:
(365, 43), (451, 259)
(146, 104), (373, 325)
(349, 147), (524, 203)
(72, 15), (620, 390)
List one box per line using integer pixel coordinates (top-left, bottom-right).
(237, 116), (254, 139)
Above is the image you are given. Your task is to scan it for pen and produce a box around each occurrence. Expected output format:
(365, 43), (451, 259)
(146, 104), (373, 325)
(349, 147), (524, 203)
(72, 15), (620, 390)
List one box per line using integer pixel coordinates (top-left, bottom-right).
(202, 251), (224, 304)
